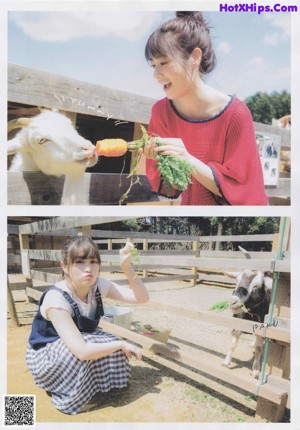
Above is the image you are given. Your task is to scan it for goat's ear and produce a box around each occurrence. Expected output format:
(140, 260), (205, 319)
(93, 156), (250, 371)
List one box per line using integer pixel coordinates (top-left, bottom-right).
(8, 117), (32, 133)
(7, 136), (23, 155)
(223, 271), (240, 279)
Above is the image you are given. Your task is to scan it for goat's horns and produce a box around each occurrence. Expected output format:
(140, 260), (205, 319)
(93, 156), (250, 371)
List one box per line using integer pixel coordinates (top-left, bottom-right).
(8, 118), (33, 133)
(238, 246), (251, 259)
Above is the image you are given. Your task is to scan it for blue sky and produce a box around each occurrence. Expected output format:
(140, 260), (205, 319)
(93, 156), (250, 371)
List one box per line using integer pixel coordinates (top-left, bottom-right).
(8, 10), (291, 101)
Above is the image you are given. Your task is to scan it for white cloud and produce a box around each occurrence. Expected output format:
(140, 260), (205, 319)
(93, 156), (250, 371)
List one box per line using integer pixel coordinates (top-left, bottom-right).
(264, 32), (279, 46)
(217, 41), (232, 54)
(262, 13), (291, 46)
(246, 56), (266, 68)
(9, 11), (162, 42)
(263, 14), (291, 38)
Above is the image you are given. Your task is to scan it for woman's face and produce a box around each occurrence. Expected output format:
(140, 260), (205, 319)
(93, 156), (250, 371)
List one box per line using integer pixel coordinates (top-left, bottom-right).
(151, 54), (198, 100)
(63, 257), (100, 289)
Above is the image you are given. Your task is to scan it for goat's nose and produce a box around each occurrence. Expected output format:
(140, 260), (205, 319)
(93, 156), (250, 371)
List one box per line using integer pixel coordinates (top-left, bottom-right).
(82, 144), (97, 157)
(230, 296), (239, 307)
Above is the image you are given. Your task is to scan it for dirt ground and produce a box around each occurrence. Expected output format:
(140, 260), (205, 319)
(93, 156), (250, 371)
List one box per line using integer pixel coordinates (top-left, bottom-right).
(7, 275), (271, 424)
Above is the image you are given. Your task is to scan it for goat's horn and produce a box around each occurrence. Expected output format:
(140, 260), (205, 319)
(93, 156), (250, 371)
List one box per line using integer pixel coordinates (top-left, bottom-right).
(8, 118), (33, 133)
(238, 246), (251, 259)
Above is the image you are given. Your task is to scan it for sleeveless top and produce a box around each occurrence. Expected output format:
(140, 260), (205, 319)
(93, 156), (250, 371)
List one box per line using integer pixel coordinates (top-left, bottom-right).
(28, 286), (104, 350)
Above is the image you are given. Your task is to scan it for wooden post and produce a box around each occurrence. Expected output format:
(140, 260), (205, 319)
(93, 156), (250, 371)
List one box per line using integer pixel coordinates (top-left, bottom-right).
(19, 233), (32, 288)
(190, 240), (200, 286)
(7, 276), (20, 327)
(63, 110), (77, 125)
(76, 225), (92, 237)
(255, 217), (290, 422)
(143, 239), (148, 279)
(107, 239), (113, 251)
(215, 222), (223, 251)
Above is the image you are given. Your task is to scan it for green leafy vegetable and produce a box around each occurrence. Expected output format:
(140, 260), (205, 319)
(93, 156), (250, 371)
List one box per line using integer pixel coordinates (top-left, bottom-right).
(156, 153), (194, 193)
(118, 125), (194, 204)
(129, 246), (140, 265)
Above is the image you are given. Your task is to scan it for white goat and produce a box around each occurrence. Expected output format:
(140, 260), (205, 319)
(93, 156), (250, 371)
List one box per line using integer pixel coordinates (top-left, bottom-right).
(8, 110), (98, 205)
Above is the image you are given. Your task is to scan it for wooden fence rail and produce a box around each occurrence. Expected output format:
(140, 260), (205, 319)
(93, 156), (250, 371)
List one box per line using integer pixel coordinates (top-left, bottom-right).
(26, 249), (289, 273)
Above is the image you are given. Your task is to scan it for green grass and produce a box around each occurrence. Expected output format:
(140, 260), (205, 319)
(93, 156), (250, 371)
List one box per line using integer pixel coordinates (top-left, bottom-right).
(209, 300), (229, 312)
(244, 395), (256, 402)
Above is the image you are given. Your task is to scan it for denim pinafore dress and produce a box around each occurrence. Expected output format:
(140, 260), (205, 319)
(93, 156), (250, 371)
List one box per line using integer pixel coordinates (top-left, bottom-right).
(26, 285), (131, 415)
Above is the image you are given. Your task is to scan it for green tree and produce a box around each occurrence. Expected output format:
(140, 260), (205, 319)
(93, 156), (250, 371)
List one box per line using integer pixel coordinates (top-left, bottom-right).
(244, 91), (291, 125)
(270, 90), (291, 120)
(206, 217), (280, 251)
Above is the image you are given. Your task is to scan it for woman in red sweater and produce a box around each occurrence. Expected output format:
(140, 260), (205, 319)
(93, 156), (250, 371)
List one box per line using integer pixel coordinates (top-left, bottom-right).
(142, 11), (268, 205)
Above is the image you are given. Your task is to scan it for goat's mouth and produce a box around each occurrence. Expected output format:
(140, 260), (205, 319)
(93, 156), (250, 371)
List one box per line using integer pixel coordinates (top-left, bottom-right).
(229, 305), (243, 314)
(74, 148), (98, 166)
(77, 153), (98, 166)
(229, 300), (244, 313)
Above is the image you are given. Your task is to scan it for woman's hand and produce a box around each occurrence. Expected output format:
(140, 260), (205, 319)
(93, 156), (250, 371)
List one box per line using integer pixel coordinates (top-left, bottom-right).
(138, 137), (157, 160)
(154, 137), (191, 161)
(121, 341), (142, 360)
(139, 137), (191, 162)
(119, 242), (135, 271)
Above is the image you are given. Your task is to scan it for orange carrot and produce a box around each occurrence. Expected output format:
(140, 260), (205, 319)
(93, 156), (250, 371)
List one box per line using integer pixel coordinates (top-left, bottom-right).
(95, 139), (128, 157)
(96, 128), (149, 158)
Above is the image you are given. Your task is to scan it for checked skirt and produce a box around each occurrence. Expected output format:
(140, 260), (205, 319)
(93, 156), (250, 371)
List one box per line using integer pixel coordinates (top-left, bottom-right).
(26, 328), (131, 415)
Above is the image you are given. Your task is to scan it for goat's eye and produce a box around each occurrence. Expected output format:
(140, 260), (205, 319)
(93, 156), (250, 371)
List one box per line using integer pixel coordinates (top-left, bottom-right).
(37, 138), (48, 145)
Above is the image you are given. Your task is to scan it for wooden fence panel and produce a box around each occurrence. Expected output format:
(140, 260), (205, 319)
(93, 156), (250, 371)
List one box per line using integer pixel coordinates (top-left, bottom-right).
(8, 63), (153, 124)
(7, 172), (159, 205)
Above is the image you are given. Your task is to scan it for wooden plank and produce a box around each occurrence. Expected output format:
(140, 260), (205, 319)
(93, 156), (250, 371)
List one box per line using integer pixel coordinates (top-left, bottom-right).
(198, 273), (236, 285)
(26, 286), (50, 302)
(7, 172), (159, 206)
(30, 268), (196, 287)
(18, 215), (134, 234)
(99, 320), (287, 406)
(7, 274), (31, 291)
(7, 276), (20, 327)
(265, 179), (290, 198)
(92, 231), (275, 242)
(28, 249), (62, 261)
(99, 249), (279, 261)
(8, 224), (276, 246)
(265, 375), (290, 409)
(147, 301), (290, 343)
(268, 197), (290, 206)
(8, 254), (21, 265)
(31, 269), (62, 284)
(8, 63), (154, 125)
(122, 256), (290, 273)
(10, 223), (276, 245)
(99, 249), (198, 256)
(113, 274), (197, 285)
(26, 251), (290, 272)
(8, 65), (290, 147)
(254, 121), (290, 149)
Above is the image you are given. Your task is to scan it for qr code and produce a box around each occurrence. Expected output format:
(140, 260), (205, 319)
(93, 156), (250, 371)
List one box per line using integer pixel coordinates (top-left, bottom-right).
(3, 395), (35, 427)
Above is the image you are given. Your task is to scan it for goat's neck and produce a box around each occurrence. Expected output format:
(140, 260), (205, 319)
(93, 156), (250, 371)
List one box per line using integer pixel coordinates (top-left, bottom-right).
(61, 173), (90, 205)
(9, 153), (40, 172)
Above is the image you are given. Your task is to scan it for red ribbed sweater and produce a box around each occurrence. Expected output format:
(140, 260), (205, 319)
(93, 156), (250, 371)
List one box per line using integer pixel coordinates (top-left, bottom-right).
(146, 96), (268, 206)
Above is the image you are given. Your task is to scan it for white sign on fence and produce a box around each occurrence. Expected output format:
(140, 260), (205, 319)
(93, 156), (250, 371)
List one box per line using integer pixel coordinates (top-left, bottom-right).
(256, 132), (281, 186)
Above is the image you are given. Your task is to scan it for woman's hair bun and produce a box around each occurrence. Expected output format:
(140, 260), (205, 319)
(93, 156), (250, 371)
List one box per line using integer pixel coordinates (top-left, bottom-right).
(176, 11), (205, 23)
(176, 11), (194, 18)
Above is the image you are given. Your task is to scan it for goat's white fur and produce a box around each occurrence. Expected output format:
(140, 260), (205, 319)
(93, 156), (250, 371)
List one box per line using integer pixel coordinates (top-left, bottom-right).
(8, 110), (98, 205)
